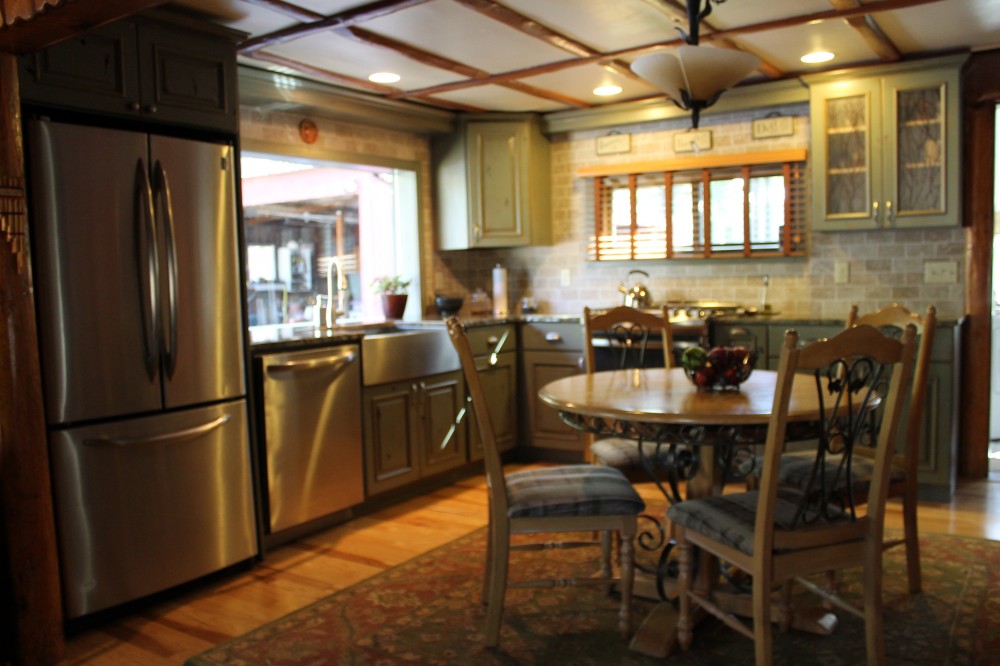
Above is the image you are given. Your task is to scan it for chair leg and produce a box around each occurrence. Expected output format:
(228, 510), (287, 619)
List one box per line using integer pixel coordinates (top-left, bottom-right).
(752, 564), (773, 665)
(863, 538), (886, 665)
(618, 525), (636, 639)
(482, 517), (494, 605)
(675, 528), (694, 651)
(484, 525), (509, 648)
(902, 485), (922, 593)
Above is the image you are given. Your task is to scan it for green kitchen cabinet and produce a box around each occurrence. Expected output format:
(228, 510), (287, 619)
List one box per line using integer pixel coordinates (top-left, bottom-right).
(18, 9), (240, 134)
(433, 116), (551, 249)
(806, 55), (964, 231)
(363, 369), (467, 496)
(520, 321), (585, 456)
(466, 325), (518, 461)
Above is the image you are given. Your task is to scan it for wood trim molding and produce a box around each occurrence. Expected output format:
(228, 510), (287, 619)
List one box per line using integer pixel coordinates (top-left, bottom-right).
(576, 148), (808, 178)
(958, 49), (1000, 479)
(0, 52), (63, 664)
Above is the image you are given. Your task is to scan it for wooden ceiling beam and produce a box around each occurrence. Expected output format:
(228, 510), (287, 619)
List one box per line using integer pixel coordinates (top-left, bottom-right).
(828, 0), (901, 61)
(638, 0), (784, 79)
(455, 0), (646, 85)
(394, 0), (944, 100)
(241, 0), (324, 23)
(340, 26), (590, 107)
(239, 0), (431, 53)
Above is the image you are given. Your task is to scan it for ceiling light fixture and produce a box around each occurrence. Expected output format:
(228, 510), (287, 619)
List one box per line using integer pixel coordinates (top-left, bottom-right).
(630, 0), (760, 129)
(801, 51), (835, 64)
(593, 84), (623, 96)
(368, 72), (400, 84)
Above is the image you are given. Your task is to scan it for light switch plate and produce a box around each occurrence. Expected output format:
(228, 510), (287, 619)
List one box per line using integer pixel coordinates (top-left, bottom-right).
(834, 261), (849, 284)
(924, 260), (957, 283)
(560, 269), (571, 286)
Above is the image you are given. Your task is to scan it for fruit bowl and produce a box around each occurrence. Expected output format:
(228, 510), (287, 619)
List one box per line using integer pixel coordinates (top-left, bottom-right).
(681, 346), (755, 391)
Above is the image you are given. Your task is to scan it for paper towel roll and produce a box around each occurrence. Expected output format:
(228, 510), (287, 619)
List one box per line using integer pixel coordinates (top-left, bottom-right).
(492, 264), (508, 316)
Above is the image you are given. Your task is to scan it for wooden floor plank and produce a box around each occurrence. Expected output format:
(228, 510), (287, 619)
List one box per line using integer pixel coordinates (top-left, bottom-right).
(57, 470), (1000, 665)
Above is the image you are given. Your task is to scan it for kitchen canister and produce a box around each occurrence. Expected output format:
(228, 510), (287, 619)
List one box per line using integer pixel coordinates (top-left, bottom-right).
(492, 264), (508, 316)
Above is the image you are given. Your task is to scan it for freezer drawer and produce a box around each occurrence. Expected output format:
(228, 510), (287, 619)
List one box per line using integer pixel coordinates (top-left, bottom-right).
(262, 344), (364, 533)
(49, 400), (256, 619)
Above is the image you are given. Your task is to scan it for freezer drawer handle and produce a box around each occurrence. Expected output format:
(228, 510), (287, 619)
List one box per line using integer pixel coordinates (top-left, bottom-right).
(265, 352), (358, 377)
(83, 414), (232, 447)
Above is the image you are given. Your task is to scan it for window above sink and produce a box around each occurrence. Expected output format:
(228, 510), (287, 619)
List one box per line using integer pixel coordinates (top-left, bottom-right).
(580, 149), (809, 261)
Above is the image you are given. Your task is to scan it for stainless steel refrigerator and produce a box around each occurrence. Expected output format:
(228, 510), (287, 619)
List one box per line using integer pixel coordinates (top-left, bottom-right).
(27, 119), (257, 619)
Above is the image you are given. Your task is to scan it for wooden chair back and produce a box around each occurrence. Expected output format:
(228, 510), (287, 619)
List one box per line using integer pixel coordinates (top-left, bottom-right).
(757, 324), (917, 556)
(583, 305), (675, 373)
(846, 303), (936, 473)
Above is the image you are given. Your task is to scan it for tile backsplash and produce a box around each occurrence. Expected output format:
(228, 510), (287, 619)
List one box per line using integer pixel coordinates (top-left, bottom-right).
(242, 103), (965, 323)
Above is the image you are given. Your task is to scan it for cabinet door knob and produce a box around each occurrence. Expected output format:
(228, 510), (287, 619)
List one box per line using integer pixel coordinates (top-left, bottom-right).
(129, 101), (141, 112)
(885, 200), (894, 224)
(871, 200), (880, 223)
(146, 104), (158, 114)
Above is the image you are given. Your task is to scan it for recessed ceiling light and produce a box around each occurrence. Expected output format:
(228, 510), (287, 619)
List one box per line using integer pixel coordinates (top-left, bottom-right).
(369, 72), (401, 84)
(593, 85), (623, 96)
(801, 51), (835, 64)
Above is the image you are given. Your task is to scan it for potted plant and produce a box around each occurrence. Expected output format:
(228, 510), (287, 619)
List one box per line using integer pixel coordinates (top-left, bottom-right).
(371, 275), (411, 319)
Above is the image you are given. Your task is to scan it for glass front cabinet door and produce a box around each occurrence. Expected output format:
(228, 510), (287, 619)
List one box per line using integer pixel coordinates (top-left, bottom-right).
(808, 57), (963, 231)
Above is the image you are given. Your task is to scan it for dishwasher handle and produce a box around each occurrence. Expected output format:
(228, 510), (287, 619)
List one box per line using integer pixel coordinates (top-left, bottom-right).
(265, 350), (358, 378)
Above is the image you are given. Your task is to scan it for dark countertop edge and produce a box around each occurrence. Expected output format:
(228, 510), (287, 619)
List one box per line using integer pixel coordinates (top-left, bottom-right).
(712, 313), (965, 327)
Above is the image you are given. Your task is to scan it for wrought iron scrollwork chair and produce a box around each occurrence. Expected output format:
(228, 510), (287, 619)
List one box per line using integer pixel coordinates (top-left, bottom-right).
(668, 324), (917, 665)
(445, 316), (645, 648)
(774, 303), (935, 593)
(583, 306), (684, 484)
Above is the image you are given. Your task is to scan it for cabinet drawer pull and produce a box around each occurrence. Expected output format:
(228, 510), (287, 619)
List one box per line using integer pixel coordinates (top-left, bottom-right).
(544, 332), (563, 343)
(487, 335), (499, 345)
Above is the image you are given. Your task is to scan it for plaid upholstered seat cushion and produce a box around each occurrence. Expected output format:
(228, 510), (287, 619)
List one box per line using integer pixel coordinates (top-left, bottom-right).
(778, 451), (907, 491)
(591, 437), (677, 469)
(666, 489), (849, 556)
(504, 465), (646, 519)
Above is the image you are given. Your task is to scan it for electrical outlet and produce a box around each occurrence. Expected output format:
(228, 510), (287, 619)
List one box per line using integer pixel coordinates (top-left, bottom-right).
(834, 261), (850, 284)
(924, 260), (957, 283)
(560, 269), (571, 286)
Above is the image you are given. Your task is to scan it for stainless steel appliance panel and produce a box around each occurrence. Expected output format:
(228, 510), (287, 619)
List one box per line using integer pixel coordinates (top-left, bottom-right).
(28, 121), (162, 424)
(49, 400), (256, 619)
(150, 136), (245, 408)
(262, 345), (364, 533)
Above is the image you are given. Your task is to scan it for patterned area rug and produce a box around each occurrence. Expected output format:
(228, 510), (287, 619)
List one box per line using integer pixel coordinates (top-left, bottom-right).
(187, 528), (1000, 665)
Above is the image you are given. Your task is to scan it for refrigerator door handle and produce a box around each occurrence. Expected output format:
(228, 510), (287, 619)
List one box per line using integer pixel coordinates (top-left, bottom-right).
(153, 160), (179, 378)
(82, 413), (232, 447)
(134, 159), (160, 381)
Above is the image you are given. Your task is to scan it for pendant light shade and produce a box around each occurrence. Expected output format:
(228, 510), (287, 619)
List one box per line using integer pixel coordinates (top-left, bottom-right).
(631, 45), (761, 128)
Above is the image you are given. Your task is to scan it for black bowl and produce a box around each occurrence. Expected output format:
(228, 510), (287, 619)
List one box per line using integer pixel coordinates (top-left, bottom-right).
(435, 295), (464, 317)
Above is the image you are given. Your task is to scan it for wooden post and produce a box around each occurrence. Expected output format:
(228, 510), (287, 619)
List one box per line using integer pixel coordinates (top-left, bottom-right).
(959, 51), (1000, 479)
(0, 52), (64, 665)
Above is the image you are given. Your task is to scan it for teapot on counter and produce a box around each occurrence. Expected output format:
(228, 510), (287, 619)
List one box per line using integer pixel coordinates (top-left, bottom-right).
(618, 269), (653, 309)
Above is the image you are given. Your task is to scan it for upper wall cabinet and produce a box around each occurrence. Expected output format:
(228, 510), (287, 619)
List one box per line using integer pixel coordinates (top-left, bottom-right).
(18, 10), (241, 134)
(433, 117), (551, 249)
(806, 56), (964, 231)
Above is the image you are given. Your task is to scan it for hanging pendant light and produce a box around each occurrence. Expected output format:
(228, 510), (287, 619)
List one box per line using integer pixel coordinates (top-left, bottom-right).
(630, 0), (760, 129)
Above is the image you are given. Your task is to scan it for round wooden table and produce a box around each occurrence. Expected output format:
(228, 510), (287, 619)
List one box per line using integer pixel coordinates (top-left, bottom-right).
(539, 367), (824, 500)
(538, 366), (835, 658)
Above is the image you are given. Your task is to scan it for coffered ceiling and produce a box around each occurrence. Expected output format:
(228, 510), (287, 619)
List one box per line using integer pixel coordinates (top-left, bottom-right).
(171, 0), (1000, 113)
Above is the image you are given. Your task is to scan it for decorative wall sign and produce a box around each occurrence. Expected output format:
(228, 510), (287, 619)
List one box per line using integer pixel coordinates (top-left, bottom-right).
(673, 129), (712, 153)
(299, 119), (319, 144)
(596, 132), (631, 155)
(752, 115), (795, 139)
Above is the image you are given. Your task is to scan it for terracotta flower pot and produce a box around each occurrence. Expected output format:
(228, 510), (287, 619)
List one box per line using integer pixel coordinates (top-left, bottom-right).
(381, 293), (408, 319)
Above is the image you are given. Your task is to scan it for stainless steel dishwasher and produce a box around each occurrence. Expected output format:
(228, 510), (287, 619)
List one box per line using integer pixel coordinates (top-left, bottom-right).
(261, 344), (364, 534)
